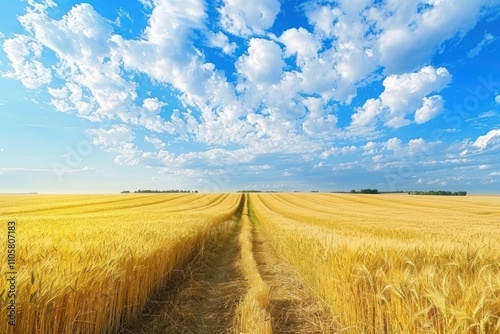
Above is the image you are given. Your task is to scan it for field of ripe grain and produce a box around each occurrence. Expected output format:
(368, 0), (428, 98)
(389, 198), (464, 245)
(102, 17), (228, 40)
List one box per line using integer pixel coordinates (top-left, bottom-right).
(250, 193), (500, 333)
(0, 193), (243, 334)
(2, 193), (499, 334)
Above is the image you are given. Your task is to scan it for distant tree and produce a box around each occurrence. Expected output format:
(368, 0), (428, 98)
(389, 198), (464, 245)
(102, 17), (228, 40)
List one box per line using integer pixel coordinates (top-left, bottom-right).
(360, 189), (378, 194)
(121, 190), (130, 193)
(351, 189), (356, 193)
(133, 189), (196, 193)
(410, 190), (467, 196)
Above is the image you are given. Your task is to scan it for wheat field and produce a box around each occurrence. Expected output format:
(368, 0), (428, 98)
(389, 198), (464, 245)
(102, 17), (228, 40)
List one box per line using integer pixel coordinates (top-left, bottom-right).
(250, 193), (500, 333)
(1, 193), (243, 333)
(1, 192), (499, 333)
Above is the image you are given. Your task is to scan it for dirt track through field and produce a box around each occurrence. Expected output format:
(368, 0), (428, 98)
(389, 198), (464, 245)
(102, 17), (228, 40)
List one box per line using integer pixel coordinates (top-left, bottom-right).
(119, 195), (334, 333)
(119, 220), (245, 334)
(251, 222), (335, 333)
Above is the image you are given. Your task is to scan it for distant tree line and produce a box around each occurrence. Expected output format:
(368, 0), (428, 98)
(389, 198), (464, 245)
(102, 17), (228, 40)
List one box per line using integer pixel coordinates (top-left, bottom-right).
(120, 189), (467, 196)
(121, 189), (198, 193)
(236, 190), (262, 193)
(409, 191), (467, 196)
(351, 189), (379, 194)
(236, 190), (284, 193)
(379, 191), (406, 194)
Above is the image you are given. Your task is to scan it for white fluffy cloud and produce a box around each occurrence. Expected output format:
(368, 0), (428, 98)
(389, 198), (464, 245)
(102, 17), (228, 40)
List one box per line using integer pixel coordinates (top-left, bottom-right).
(320, 145), (357, 159)
(408, 138), (428, 154)
(88, 125), (141, 165)
(2, 0), (499, 179)
(218, 0), (280, 37)
(414, 95), (445, 124)
(2, 35), (51, 88)
(302, 97), (337, 137)
(15, 3), (143, 124)
(280, 28), (320, 66)
(473, 129), (500, 150)
(11, 0), (240, 137)
(299, 2), (381, 103)
(142, 98), (165, 112)
(113, 0), (208, 93)
(206, 31), (237, 54)
(236, 38), (284, 84)
(380, 66), (451, 125)
(351, 98), (382, 127)
(87, 125), (135, 148)
(355, 137), (438, 161)
(378, 0), (491, 73)
(363, 141), (378, 154)
(351, 66), (451, 129)
(495, 95), (500, 104)
(384, 137), (402, 151)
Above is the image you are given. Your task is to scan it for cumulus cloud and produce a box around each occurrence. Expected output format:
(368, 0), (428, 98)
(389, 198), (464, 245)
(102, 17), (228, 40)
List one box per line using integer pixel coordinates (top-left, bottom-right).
(113, 143), (141, 166)
(320, 145), (357, 159)
(473, 129), (500, 150)
(142, 98), (165, 112)
(303, 0), (495, 78)
(2, 0), (498, 178)
(414, 95), (445, 124)
(351, 98), (382, 127)
(332, 161), (358, 171)
(236, 38), (284, 84)
(302, 114), (337, 137)
(218, 0), (280, 37)
(299, 2), (382, 102)
(206, 31), (237, 54)
(13, 0), (236, 136)
(2, 35), (51, 88)
(380, 66), (451, 126)
(15, 3), (143, 123)
(88, 125), (141, 165)
(384, 137), (402, 151)
(358, 137), (438, 161)
(363, 141), (378, 154)
(87, 125), (135, 148)
(496, 95), (500, 104)
(301, 97), (337, 137)
(408, 138), (428, 154)
(280, 28), (320, 66)
(351, 66), (451, 129)
(113, 0), (207, 89)
(378, 0), (491, 73)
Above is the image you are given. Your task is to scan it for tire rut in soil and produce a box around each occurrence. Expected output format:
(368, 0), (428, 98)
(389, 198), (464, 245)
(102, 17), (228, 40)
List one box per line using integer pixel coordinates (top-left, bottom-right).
(251, 226), (335, 333)
(119, 221), (245, 334)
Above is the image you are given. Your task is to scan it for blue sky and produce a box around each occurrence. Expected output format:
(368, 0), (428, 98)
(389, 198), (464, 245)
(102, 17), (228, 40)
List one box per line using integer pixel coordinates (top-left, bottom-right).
(1, 0), (500, 193)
